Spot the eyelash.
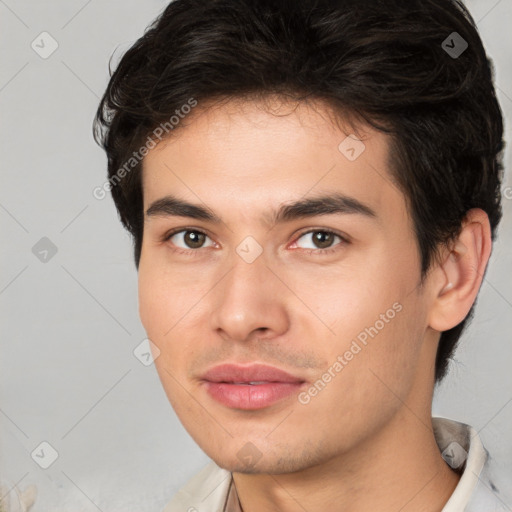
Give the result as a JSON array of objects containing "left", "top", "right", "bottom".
[{"left": 161, "top": 227, "right": 350, "bottom": 257}]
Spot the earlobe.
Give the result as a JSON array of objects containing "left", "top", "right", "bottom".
[{"left": 428, "top": 209, "right": 492, "bottom": 332}]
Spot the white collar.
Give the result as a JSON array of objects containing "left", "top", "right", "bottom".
[{"left": 432, "top": 417, "right": 487, "bottom": 511}]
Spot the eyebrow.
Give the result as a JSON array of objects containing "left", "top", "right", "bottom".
[{"left": 145, "top": 193, "right": 377, "bottom": 226}]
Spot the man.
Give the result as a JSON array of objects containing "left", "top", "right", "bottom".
[{"left": 94, "top": 0, "right": 510, "bottom": 510}]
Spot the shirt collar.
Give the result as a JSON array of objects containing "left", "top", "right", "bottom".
[{"left": 433, "top": 416, "right": 488, "bottom": 511}]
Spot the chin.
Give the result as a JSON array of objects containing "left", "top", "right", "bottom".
[{"left": 206, "top": 440, "right": 325, "bottom": 476}]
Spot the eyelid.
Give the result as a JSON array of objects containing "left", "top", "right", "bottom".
[
  {"left": 163, "top": 225, "right": 212, "bottom": 238},
  {"left": 292, "top": 227, "right": 350, "bottom": 244}
]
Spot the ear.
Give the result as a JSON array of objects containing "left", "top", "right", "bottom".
[{"left": 428, "top": 208, "right": 492, "bottom": 332}]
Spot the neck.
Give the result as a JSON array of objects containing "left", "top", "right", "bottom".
[{"left": 232, "top": 399, "right": 460, "bottom": 512}]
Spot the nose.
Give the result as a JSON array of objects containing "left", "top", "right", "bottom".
[{"left": 209, "top": 250, "right": 291, "bottom": 343}]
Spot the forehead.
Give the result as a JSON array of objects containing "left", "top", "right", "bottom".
[{"left": 141, "top": 97, "right": 406, "bottom": 228}]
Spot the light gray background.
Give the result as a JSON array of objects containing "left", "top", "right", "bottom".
[{"left": 1, "top": 1, "right": 511, "bottom": 511}]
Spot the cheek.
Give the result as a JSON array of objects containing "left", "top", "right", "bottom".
[
  {"left": 138, "top": 264, "right": 163, "bottom": 335},
  {"left": 137, "top": 259, "right": 185, "bottom": 348},
  {"left": 358, "top": 296, "right": 427, "bottom": 408},
  {"left": 321, "top": 304, "right": 424, "bottom": 422},
  {"left": 138, "top": 248, "right": 188, "bottom": 327},
  {"left": 137, "top": 260, "right": 206, "bottom": 370},
  {"left": 311, "top": 259, "right": 426, "bottom": 400},
  {"left": 138, "top": 264, "right": 196, "bottom": 409}
]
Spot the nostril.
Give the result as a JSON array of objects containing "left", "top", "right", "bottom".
[{"left": 255, "top": 327, "right": 270, "bottom": 338}]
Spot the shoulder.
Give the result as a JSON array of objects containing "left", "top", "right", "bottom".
[{"left": 162, "top": 460, "right": 232, "bottom": 512}]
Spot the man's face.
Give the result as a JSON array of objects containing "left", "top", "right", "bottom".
[{"left": 138, "top": 97, "right": 436, "bottom": 474}]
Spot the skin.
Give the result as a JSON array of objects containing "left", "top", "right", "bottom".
[{"left": 138, "top": 96, "right": 491, "bottom": 512}]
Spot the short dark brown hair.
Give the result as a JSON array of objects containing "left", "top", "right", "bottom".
[{"left": 93, "top": 0, "right": 505, "bottom": 383}]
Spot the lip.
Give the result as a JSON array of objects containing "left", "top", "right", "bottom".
[
  {"left": 201, "top": 363, "right": 305, "bottom": 384},
  {"left": 201, "top": 363, "right": 306, "bottom": 410}
]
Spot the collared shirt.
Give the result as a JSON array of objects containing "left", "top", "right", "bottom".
[{"left": 162, "top": 417, "right": 512, "bottom": 512}]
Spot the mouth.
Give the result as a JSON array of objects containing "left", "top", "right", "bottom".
[{"left": 200, "top": 363, "right": 307, "bottom": 410}]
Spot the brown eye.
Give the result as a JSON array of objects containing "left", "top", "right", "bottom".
[
  {"left": 183, "top": 231, "right": 206, "bottom": 249},
  {"left": 312, "top": 231, "right": 336, "bottom": 249},
  {"left": 295, "top": 230, "right": 343, "bottom": 250},
  {"left": 165, "top": 229, "right": 214, "bottom": 250}
]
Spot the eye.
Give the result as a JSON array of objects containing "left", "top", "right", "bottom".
[
  {"left": 291, "top": 229, "right": 348, "bottom": 255},
  {"left": 162, "top": 227, "right": 349, "bottom": 256},
  {"left": 163, "top": 229, "right": 215, "bottom": 252}
]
